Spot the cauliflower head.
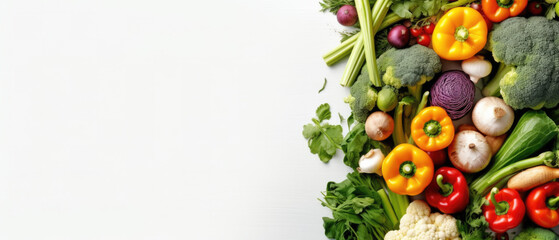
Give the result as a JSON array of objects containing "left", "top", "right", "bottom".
[{"left": 384, "top": 200, "right": 461, "bottom": 240}]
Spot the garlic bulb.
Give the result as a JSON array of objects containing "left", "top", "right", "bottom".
[
  {"left": 357, "top": 149, "right": 384, "bottom": 175},
  {"left": 472, "top": 97, "right": 514, "bottom": 136}
]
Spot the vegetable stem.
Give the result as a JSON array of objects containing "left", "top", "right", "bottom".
[
  {"left": 393, "top": 102, "right": 408, "bottom": 145},
  {"left": 482, "top": 63, "right": 514, "bottom": 97},
  {"left": 377, "top": 189, "right": 398, "bottom": 227},
  {"left": 339, "top": 12, "right": 403, "bottom": 86},
  {"left": 326, "top": 13, "right": 403, "bottom": 72},
  {"left": 399, "top": 161, "right": 417, "bottom": 178},
  {"left": 471, "top": 152, "right": 555, "bottom": 195},
  {"left": 548, "top": 196, "right": 559, "bottom": 209},
  {"left": 437, "top": 174, "right": 454, "bottom": 197},
  {"left": 312, "top": 118, "right": 342, "bottom": 150},
  {"left": 489, "top": 187, "right": 510, "bottom": 215},
  {"left": 323, "top": 33, "right": 360, "bottom": 66}
]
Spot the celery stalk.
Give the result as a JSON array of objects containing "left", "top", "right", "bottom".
[
  {"left": 323, "top": 13, "right": 403, "bottom": 69},
  {"left": 355, "top": 0, "right": 379, "bottom": 86},
  {"left": 322, "top": 33, "right": 360, "bottom": 66},
  {"left": 339, "top": 2, "right": 393, "bottom": 87},
  {"left": 377, "top": 189, "right": 398, "bottom": 227},
  {"left": 340, "top": 37, "right": 366, "bottom": 87}
]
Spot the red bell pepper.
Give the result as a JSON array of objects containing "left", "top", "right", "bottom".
[
  {"left": 425, "top": 167, "right": 469, "bottom": 214},
  {"left": 526, "top": 182, "right": 559, "bottom": 228},
  {"left": 483, "top": 187, "right": 525, "bottom": 233}
]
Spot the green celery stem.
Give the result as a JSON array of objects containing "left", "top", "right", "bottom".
[
  {"left": 393, "top": 103, "right": 407, "bottom": 145},
  {"left": 472, "top": 152, "right": 554, "bottom": 195},
  {"left": 328, "top": 13, "right": 402, "bottom": 71},
  {"left": 377, "top": 189, "right": 398, "bottom": 226},
  {"left": 490, "top": 188, "right": 509, "bottom": 215},
  {"left": 323, "top": 33, "right": 359, "bottom": 66},
  {"left": 437, "top": 175, "right": 453, "bottom": 196},
  {"left": 548, "top": 196, "right": 559, "bottom": 208}
]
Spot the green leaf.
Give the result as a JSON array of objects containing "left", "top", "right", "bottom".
[
  {"left": 316, "top": 103, "right": 332, "bottom": 122},
  {"left": 318, "top": 78, "right": 328, "bottom": 93},
  {"left": 303, "top": 104, "right": 343, "bottom": 162},
  {"left": 350, "top": 197, "right": 375, "bottom": 214},
  {"left": 347, "top": 113, "right": 355, "bottom": 130},
  {"left": 355, "top": 224, "right": 372, "bottom": 240},
  {"left": 546, "top": 3, "right": 557, "bottom": 20},
  {"left": 333, "top": 211, "right": 363, "bottom": 224},
  {"left": 302, "top": 124, "right": 320, "bottom": 139}
]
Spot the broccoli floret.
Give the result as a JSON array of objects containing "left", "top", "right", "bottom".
[
  {"left": 345, "top": 66, "right": 378, "bottom": 123},
  {"left": 377, "top": 44, "right": 442, "bottom": 101},
  {"left": 482, "top": 17, "right": 559, "bottom": 110},
  {"left": 514, "top": 227, "right": 559, "bottom": 240}
]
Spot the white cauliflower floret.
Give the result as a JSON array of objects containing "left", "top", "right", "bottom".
[{"left": 384, "top": 200, "right": 461, "bottom": 240}]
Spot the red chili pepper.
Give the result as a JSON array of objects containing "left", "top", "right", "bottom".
[
  {"left": 425, "top": 167, "right": 469, "bottom": 214},
  {"left": 526, "top": 182, "right": 559, "bottom": 228},
  {"left": 483, "top": 187, "right": 525, "bottom": 233}
]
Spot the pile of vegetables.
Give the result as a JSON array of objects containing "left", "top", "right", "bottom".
[{"left": 306, "top": 0, "right": 559, "bottom": 239}]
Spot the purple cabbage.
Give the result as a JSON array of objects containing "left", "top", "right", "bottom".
[{"left": 430, "top": 70, "right": 475, "bottom": 120}]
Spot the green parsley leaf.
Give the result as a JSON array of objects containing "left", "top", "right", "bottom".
[{"left": 302, "top": 103, "right": 343, "bottom": 162}]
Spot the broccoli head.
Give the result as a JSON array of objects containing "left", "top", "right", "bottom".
[
  {"left": 513, "top": 227, "right": 559, "bottom": 240},
  {"left": 377, "top": 44, "right": 442, "bottom": 100},
  {"left": 345, "top": 66, "right": 378, "bottom": 123},
  {"left": 484, "top": 17, "right": 559, "bottom": 109}
]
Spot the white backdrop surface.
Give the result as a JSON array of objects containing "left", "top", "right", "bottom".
[{"left": 0, "top": 0, "right": 353, "bottom": 239}]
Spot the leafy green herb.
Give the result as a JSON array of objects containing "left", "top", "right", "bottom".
[
  {"left": 303, "top": 103, "right": 344, "bottom": 162},
  {"left": 341, "top": 123, "right": 391, "bottom": 169},
  {"left": 374, "top": 28, "right": 392, "bottom": 56},
  {"left": 347, "top": 113, "right": 355, "bottom": 130},
  {"left": 319, "top": 78, "right": 328, "bottom": 93},
  {"left": 459, "top": 193, "right": 491, "bottom": 240},
  {"left": 391, "top": 0, "right": 447, "bottom": 19},
  {"left": 338, "top": 112, "right": 345, "bottom": 123},
  {"left": 320, "top": 172, "right": 396, "bottom": 240},
  {"left": 340, "top": 30, "right": 361, "bottom": 43}
]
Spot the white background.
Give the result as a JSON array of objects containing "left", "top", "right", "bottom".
[{"left": 0, "top": 0, "right": 354, "bottom": 239}]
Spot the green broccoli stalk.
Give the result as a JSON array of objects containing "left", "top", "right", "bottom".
[
  {"left": 481, "top": 17, "right": 559, "bottom": 110},
  {"left": 377, "top": 45, "right": 442, "bottom": 104},
  {"left": 345, "top": 66, "right": 378, "bottom": 123},
  {"left": 481, "top": 63, "right": 515, "bottom": 97}
]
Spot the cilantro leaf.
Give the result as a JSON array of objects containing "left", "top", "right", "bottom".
[{"left": 303, "top": 103, "right": 343, "bottom": 162}]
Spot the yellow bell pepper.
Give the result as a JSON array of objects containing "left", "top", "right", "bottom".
[
  {"left": 411, "top": 106, "right": 455, "bottom": 152},
  {"left": 382, "top": 144, "right": 434, "bottom": 196},
  {"left": 432, "top": 7, "right": 488, "bottom": 60}
]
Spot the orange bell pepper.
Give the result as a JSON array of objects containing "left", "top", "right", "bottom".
[
  {"left": 432, "top": 7, "right": 488, "bottom": 61},
  {"left": 482, "top": 0, "right": 527, "bottom": 22},
  {"left": 382, "top": 144, "right": 434, "bottom": 196},
  {"left": 411, "top": 106, "right": 455, "bottom": 152}
]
